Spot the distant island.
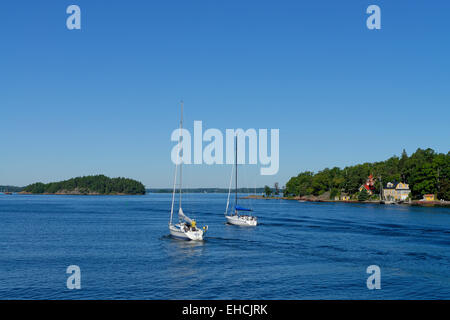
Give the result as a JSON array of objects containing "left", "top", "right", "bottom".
[
  {"left": 147, "top": 188, "right": 266, "bottom": 194},
  {"left": 21, "top": 175, "right": 146, "bottom": 195},
  {"left": 0, "top": 185, "right": 23, "bottom": 193}
]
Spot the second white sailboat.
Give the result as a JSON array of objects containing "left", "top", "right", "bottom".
[{"left": 224, "top": 136, "right": 258, "bottom": 227}]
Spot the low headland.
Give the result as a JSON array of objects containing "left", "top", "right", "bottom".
[
  {"left": 248, "top": 148, "right": 450, "bottom": 207},
  {"left": 242, "top": 193, "right": 450, "bottom": 207},
  {"left": 19, "top": 175, "right": 146, "bottom": 195}
]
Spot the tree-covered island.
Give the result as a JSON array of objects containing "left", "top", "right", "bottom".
[
  {"left": 284, "top": 148, "right": 450, "bottom": 201},
  {"left": 21, "top": 175, "right": 146, "bottom": 195}
]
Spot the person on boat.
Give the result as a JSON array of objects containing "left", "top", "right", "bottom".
[{"left": 182, "top": 220, "right": 198, "bottom": 232}]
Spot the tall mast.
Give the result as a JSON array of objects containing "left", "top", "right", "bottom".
[
  {"left": 235, "top": 135, "right": 237, "bottom": 211},
  {"left": 225, "top": 160, "right": 234, "bottom": 215},
  {"left": 379, "top": 175, "right": 383, "bottom": 201},
  {"left": 179, "top": 101, "right": 183, "bottom": 210},
  {"left": 170, "top": 101, "right": 183, "bottom": 225},
  {"left": 170, "top": 150, "right": 177, "bottom": 224}
]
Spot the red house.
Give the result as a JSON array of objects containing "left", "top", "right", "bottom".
[{"left": 359, "top": 174, "right": 376, "bottom": 195}]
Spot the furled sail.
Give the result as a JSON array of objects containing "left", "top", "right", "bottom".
[
  {"left": 178, "top": 207, "right": 193, "bottom": 224},
  {"left": 235, "top": 206, "right": 252, "bottom": 212}
]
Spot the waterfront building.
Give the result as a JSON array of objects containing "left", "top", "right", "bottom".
[
  {"left": 383, "top": 182, "right": 411, "bottom": 201},
  {"left": 422, "top": 194, "right": 435, "bottom": 201},
  {"left": 359, "top": 174, "right": 376, "bottom": 195}
]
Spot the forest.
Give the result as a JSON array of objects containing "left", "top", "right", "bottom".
[
  {"left": 23, "top": 175, "right": 146, "bottom": 195},
  {"left": 284, "top": 148, "right": 450, "bottom": 200}
]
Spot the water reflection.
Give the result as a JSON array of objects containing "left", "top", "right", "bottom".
[{"left": 159, "top": 235, "right": 207, "bottom": 290}]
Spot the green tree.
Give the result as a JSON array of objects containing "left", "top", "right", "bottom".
[
  {"left": 358, "top": 188, "right": 370, "bottom": 201},
  {"left": 264, "top": 185, "right": 272, "bottom": 197},
  {"left": 274, "top": 182, "right": 280, "bottom": 196},
  {"left": 330, "top": 188, "right": 340, "bottom": 200},
  {"left": 410, "top": 163, "right": 436, "bottom": 197}
]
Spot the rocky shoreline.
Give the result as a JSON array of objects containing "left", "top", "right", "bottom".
[
  {"left": 242, "top": 194, "right": 450, "bottom": 207},
  {"left": 19, "top": 191, "right": 135, "bottom": 196}
]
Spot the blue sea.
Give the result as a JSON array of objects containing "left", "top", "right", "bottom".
[{"left": 0, "top": 193, "right": 449, "bottom": 299}]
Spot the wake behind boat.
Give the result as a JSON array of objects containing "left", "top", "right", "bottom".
[
  {"left": 169, "top": 102, "right": 208, "bottom": 240},
  {"left": 224, "top": 136, "right": 258, "bottom": 227}
]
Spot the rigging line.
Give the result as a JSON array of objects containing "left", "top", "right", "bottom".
[
  {"left": 244, "top": 165, "right": 253, "bottom": 214},
  {"left": 179, "top": 101, "right": 183, "bottom": 211},
  {"left": 225, "top": 162, "right": 234, "bottom": 215},
  {"left": 170, "top": 101, "right": 183, "bottom": 225},
  {"left": 169, "top": 159, "right": 178, "bottom": 224},
  {"left": 169, "top": 157, "right": 178, "bottom": 225},
  {"left": 235, "top": 135, "right": 238, "bottom": 212}
]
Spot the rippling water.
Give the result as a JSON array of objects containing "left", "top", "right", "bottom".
[{"left": 0, "top": 193, "right": 449, "bottom": 299}]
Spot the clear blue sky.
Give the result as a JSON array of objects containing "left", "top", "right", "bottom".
[{"left": 1, "top": 0, "right": 449, "bottom": 188}]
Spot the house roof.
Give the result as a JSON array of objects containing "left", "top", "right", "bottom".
[
  {"left": 385, "top": 181, "right": 396, "bottom": 189},
  {"left": 385, "top": 181, "right": 410, "bottom": 190}
]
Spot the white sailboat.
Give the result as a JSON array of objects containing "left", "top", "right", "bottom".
[
  {"left": 224, "top": 136, "right": 258, "bottom": 226},
  {"left": 169, "top": 102, "right": 208, "bottom": 240}
]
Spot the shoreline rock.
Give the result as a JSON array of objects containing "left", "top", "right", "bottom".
[
  {"left": 242, "top": 195, "right": 450, "bottom": 207},
  {"left": 18, "top": 191, "right": 141, "bottom": 196}
]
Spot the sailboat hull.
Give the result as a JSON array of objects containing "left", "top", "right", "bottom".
[
  {"left": 169, "top": 224, "right": 204, "bottom": 241},
  {"left": 225, "top": 215, "right": 257, "bottom": 226}
]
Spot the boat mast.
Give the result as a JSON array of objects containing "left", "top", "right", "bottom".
[
  {"left": 179, "top": 101, "right": 183, "bottom": 211},
  {"left": 379, "top": 175, "right": 383, "bottom": 201},
  {"left": 170, "top": 154, "right": 177, "bottom": 225},
  {"left": 235, "top": 135, "right": 237, "bottom": 212},
  {"left": 170, "top": 101, "right": 183, "bottom": 225},
  {"left": 225, "top": 160, "right": 234, "bottom": 215}
]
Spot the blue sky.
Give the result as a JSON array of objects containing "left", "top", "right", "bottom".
[{"left": 0, "top": 0, "right": 449, "bottom": 188}]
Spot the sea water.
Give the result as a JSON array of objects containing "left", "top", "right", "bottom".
[{"left": 0, "top": 193, "right": 449, "bottom": 299}]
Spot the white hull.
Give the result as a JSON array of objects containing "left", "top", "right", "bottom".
[
  {"left": 225, "top": 215, "right": 257, "bottom": 226},
  {"left": 169, "top": 223, "right": 204, "bottom": 241}
]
